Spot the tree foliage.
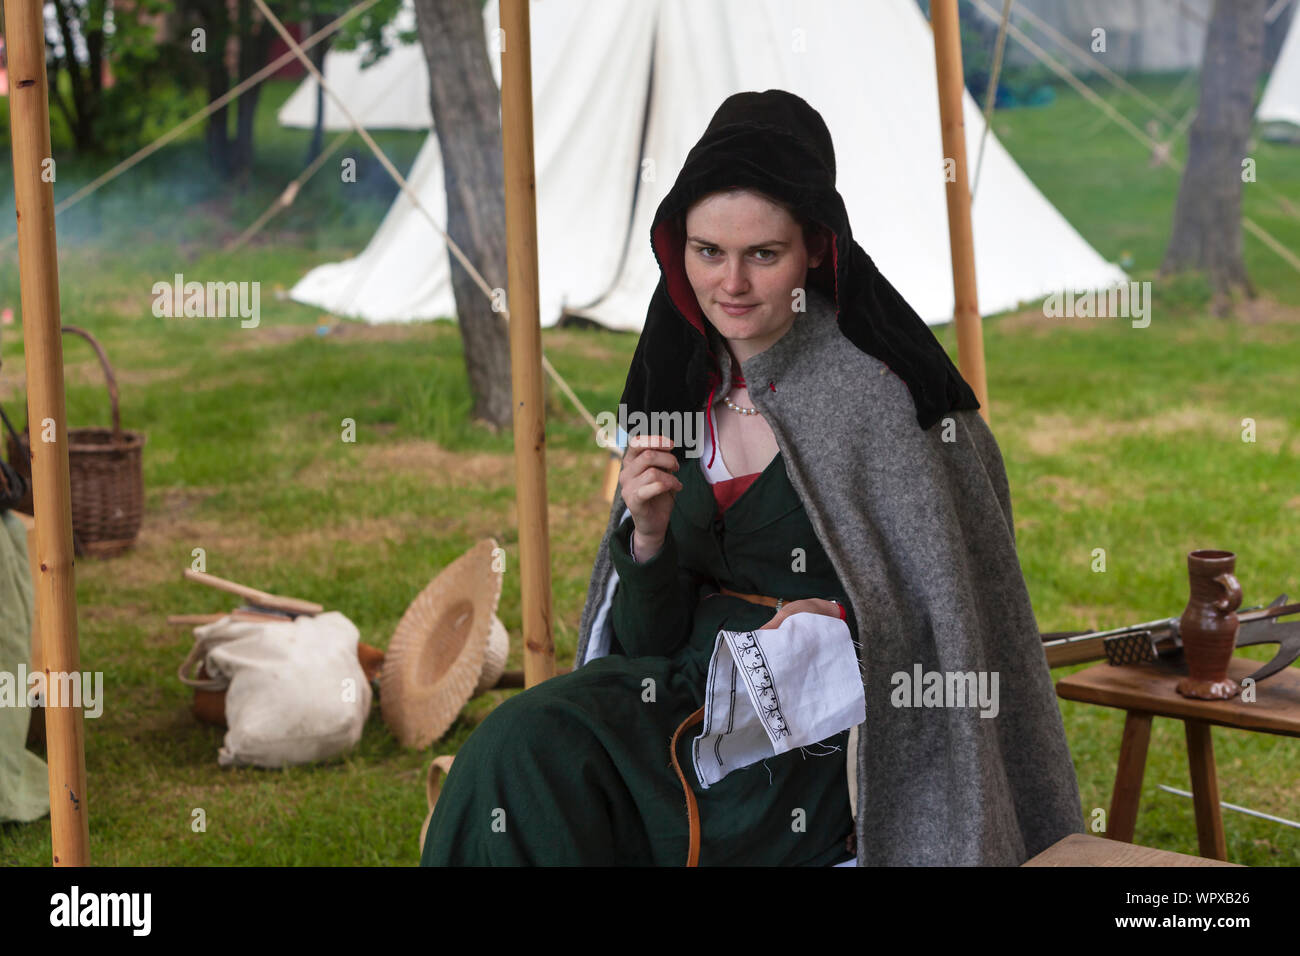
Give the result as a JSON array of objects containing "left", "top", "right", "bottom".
[
  {"left": 26, "top": 0, "right": 404, "bottom": 169},
  {"left": 39, "top": 0, "right": 195, "bottom": 154}
]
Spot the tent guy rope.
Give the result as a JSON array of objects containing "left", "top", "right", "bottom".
[
  {"left": 224, "top": 130, "right": 355, "bottom": 253},
  {"left": 0, "top": 0, "right": 608, "bottom": 450},
  {"left": 0, "top": 0, "right": 384, "bottom": 252},
  {"left": 969, "top": 0, "right": 1300, "bottom": 277},
  {"left": 971, "top": 0, "right": 1014, "bottom": 202},
  {"left": 258, "top": 0, "right": 564, "bottom": 685},
  {"left": 1003, "top": 0, "right": 1179, "bottom": 125},
  {"left": 250, "top": 0, "right": 610, "bottom": 452}
]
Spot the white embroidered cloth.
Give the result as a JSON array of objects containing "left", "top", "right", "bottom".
[{"left": 692, "top": 611, "right": 865, "bottom": 788}]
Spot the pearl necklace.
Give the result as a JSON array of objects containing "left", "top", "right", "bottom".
[
  {"left": 722, "top": 371, "right": 757, "bottom": 415},
  {"left": 723, "top": 393, "right": 758, "bottom": 415}
]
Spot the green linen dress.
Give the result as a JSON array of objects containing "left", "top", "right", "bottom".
[{"left": 420, "top": 447, "right": 858, "bottom": 866}]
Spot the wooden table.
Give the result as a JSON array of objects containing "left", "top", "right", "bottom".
[
  {"left": 1023, "top": 832, "right": 1240, "bottom": 866},
  {"left": 1055, "top": 655, "right": 1300, "bottom": 862}
]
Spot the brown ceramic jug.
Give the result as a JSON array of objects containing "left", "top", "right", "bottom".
[{"left": 1176, "top": 550, "right": 1242, "bottom": 700}]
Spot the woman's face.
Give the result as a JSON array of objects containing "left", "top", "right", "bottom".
[{"left": 683, "top": 190, "right": 825, "bottom": 365}]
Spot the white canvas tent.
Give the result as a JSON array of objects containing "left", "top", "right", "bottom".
[
  {"left": 1258, "top": 6, "right": 1300, "bottom": 137},
  {"left": 277, "top": 1, "right": 432, "bottom": 130},
  {"left": 287, "top": 0, "right": 1128, "bottom": 329}
]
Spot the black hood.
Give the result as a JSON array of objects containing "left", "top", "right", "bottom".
[{"left": 619, "top": 88, "right": 978, "bottom": 443}]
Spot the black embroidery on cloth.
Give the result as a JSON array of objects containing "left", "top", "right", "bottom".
[{"left": 731, "top": 630, "right": 789, "bottom": 739}]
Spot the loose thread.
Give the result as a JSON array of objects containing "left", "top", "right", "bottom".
[{"left": 799, "top": 741, "right": 844, "bottom": 759}]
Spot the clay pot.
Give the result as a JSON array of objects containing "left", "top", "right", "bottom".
[
  {"left": 1176, "top": 550, "right": 1242, "bottom": 700},
  {"left": 192, "top": 664, "right": 228, "bottom": 727}
]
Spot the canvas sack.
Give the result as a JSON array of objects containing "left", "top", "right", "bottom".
[{"left": 182, "top": 611, "right": 371, "bottom": 768}]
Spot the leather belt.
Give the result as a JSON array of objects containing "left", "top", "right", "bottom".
[
  {"left": 669, "top": 705, "right": 707, "bottom": 866},
  {"left": 710, "top": 587, "right": 848, "bottom": 621},
  {"left": 711, "top": 586, "right": 786, "bottom": 610}
]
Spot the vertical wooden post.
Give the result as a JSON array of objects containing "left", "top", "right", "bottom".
[
  {"left": 1107, "top": 711, "right": 1153, "bottom": 844},
  {"left": 498, "top": 0, "right": 554, "bottom": 687},
  {"left": 930, "top": 0, "right": 990, "bottom": 422},
  {"left": 1184, "top": 719, "right": 1228, "bottom": 861},
  {"left": 3, "top": 0, "right": 89, "bottom": 864}
]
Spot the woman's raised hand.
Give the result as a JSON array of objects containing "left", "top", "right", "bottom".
[
  {"left": 758, "top": 598, "right": 842, "bottom": 631},
  {"left": 620, "top": 434, "right": 682, "bottom": 560}
]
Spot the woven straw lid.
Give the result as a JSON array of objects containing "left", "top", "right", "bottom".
[
  {"left": 381, "top": 538, "right": 503, "bottom": 749},
  {"left": 475, "top": 615, "right": 509, "bottom": 697}
]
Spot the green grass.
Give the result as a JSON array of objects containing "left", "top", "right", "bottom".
[{"left": 1, "top": 73, "right": 1299, "bottom": 866}]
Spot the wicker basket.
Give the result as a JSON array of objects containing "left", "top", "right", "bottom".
[{"left": 3, "top": 325, "right": 146, "bottom": 558}]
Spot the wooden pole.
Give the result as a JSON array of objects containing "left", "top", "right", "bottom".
[
  {"left": 930, "top": 0, "right": 990, "bottom": 423},
  {"left": 601, "top": 452, "right": 621, "bottom": 504},
  {"left": 499, "top": 0, "right": 555, "bottom": 687},
  {"left": 3, "top": 0, "right": 89, "bottom": 865}
]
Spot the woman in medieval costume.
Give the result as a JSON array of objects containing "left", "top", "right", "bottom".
[{"left": 421, "top": 89, "right": 1083, "bottom": 866}]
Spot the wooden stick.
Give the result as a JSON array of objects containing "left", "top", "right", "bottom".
[
  {"left": 601, "top": 452, "right": 621, "bottom": 505},
  {"left": 930, "top": 0, "right": 990, "bottom": 423},
  {"left": 500, "top": 0, "right": 555, "bottom": 688},
  {"left": 167, "top": 610, "right": 295, "bottom": 626},
  {"left": 181, "top": 569, "right": 323, "bottom": 616},
  {"left": 4, "top": 0, "right": 88, "bottom": 866},
  {"left": 167, "top": 613, "right": 227, "bottom": 626},
  {"left": 224, "top": 609, "right": 295, "bottom": 623}
]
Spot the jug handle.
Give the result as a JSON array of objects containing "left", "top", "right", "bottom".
[{"left": 1212, "top": 573, "right": 1242, "bottom": 613}]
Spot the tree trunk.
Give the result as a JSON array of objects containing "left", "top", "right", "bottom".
[
  {"left": 51, "top": 0, "right": 93, "bottom": 150},
  {"left": 1159, "top": 0, "right": 1268, "bottom": 315},
  {"left": 412, "top": 0, "right": 513, "bottom": 430},
  {"left": 195, "top": 0, "right": 234, "bottom": 176},
  {"left": 307, "top": 13, "right": 333, "bottom": 164},
  {"left": 85, "top": 0, "right": 104, "bottom": 110},
  {"left": 232, "top": 0, "right": 272, "bottom": 182},
  {"left": 206, "top": 59, "right": 233, "bottom": 177}
]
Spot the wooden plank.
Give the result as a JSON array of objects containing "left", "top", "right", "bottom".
[
  {"left": 1023, "top": 833, "right": 1241, "bottom": 867},
  {"left": 1056, "top": 655, "right": 1300, "bottom": 737}
]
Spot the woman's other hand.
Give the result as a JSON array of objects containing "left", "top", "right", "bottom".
[
  {"left": 758, "top": 598, "right": 842, "bottom": 631},
  {"left": 620, "top": 434, "right": 682, "bottom": 560}
]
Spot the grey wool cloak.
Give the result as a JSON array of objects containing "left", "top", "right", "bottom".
[{"left": 574, "top": 89, "right": 1084, "bottom": 865}]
